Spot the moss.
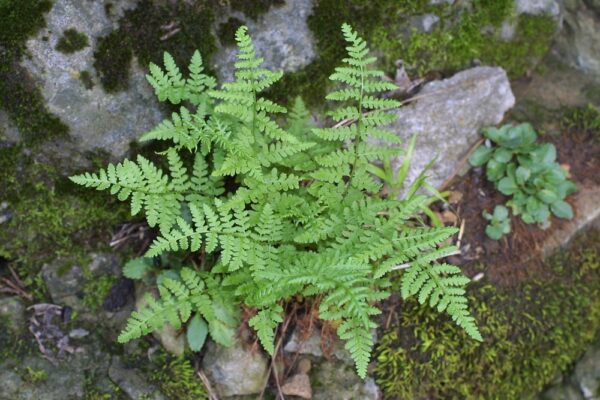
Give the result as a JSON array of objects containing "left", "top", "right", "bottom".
[
  {"left": 55, "top": 28, "right": 89, "bottom": 53},
  {"left": 561, "top": 104, "right": 600, "bottom": 138},
  {"left": 149, "top": 353, "right": 208, "bottom": 399},
  {"left": 0, "top": 144, "right": 129, "bottom": 297},
  {"left": 20, "top": 366, "right": 49, "bottom": 384},
  {"left": 94, "top": 0, "right": 217, "bottom": 93},
  {"left": 375, "top": 229, "right": 600, "bottom": 399},
  {"left": 270, "top": 0, "right": 555, "bottom": 108},
  {"left": 0, "top": 0, "right": 69, "bottom": 145},
  {"left": 229, "top": 0, "right": 284, "bottom": 20},
  {"left": 217, "top": 17, "right": 244, "bottom": 47},
  {"left": 79, "top": 70, "right": 95, "bottom": 90},
  {"left": 82, "top": 273, "right": 116, "bottom": 310}
]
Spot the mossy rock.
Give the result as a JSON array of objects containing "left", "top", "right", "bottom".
[
  {"left": 55, "top": 28, "right": 89, "bottom": 54},
  {"left": 375, "top": 229, "right": 600, "bottom": 399}
]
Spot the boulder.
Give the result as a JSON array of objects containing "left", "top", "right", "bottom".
[
  {"left": 388, "top": 66, "right": 515, "bottom": 190},
  {"left": 109, "top": 356, "right": 166, "bottom": 400},
  {"left": 212, "top": 0, "right": 316, "bottom": 82},
  {"left": 201, "top": 339, "right": 269, "bottom": 398},
  {"left": 20, "top": 0, "right": 163, "bottom": 161}
]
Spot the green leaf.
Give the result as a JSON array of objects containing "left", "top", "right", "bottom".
[
  {"left": 493, "top": 148, "right": 513, "bottom": 163},
  {"left": 537, "top": 189, "right": 558, "bottom": 204},
  {"left": 515, "top": 166, "right": 530, "bottom": 185},
  {"left": 187, "top": 314, "right": 209, "bottom": 351},
  {"left": 469, "top": 145, "right": 493, "bottom": 166},
  {"left": 493, "top": 205, "right": 509, "bottom": 221},
  {"left": 209, "top": 319, "right": 236, "bottom": 347},
  {"left": 123, "top": 258, "right": 152, "bottom": 280},
  {"left": 486, "top": 159, "right": 505, "bottom": 182},
  {"left": 485, "top": 224, "right": 504, "bottom": 240},
  {"left": 551, "top": 200, "right": 574, "bottom": 219},
  {"left": 498, "top": 176, "right": 518, "bottom": 195}
]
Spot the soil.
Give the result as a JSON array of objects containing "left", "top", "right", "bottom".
[{"left": 440, "top": 131, "right": 600, "bottom": 287}]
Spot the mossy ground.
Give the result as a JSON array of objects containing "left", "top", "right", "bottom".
[
  {"left": 0, "top": 144, "right": 129, "bottom": 298},
  {"left": 0, "top": 0, "right": 69, "bottom": 145},
  {"left": 55, "top": 28, "right": 88, "bottom": 54},
  {"left": 270, "top": 0, "right": 556, "bottom": 108},
  {"left": 375, "top": 229, "right": 600, "bottom": 399}
]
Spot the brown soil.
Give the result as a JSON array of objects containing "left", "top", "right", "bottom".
[{"left": 441, "top": 131, "right": 600, "bottom": 287}]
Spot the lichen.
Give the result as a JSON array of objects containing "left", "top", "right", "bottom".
[
  {"left": 375, "top": 229, "right": 600, "bottom": 399},
  {"left": 93, "top": 0, "right": 217, "bottom": 93},
  {"left": 55, "top": 28, "right": 89, "bottom": 53},
  {"left": 0, "top": 0, "right": 69, "bottom": 145}
]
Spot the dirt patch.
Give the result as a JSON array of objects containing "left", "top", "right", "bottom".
[{"left": 442, "top": 131, "right": 600, "bottom": 286}]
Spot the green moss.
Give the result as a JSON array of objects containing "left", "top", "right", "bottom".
[
  {"left": 229, "top": 0, "right": 284, "bottom": 20},
  {"left": 149, "top": 353, "right": 208, "bottom": 400},
  {"left": 271, "top": 0, "right": 555, "bottom": 108},
  {"left": 20, "top": 366, "right": 48, "bottom": 384},
  {"left": 0, "top": 0, "right": 69, "bottom": 145},
  {"left": 79, "top": 70, "right": 95, "bottom": 90},
  {"left": 55, "top": 28, "right": 89, "bottom": 53},
  {"left": 217, "top": 17, "right": 244, "bottom": 47},
  {"left": 0, "top": 144, "right": 128, "bottom": 296},
  {"left": 94, "top": 0, "right": 217, "bottom": 93},
  {"left": 375, "top": 229, "right": 600, "bottom": 399},
  {"left": 82, "top": 273, "right": 116, "bottom": 310},
  {"left": 561, "top": 104, "right": 600, "bottom": 138}
]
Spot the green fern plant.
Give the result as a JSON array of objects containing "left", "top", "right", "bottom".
[{"left": 71, "top": 24, "right": 481, "bottom": 378}]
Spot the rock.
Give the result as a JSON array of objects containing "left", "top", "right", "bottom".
[
  {"left": 282, "top": 372, "right": 313, "bottom": 399},
  {"left": 0, "top": 340, "right": 112, "bottom": 400},
  {"left": 108, "top": 356, "right": 166, "bottom": 400},
  {"left": 388, "top": 66, "right": 515, "bottom": 190},
  {"left": 201, "top": 339, "right": 269, "bottom": 397},
  {"left": 283, "top": 327, "right": 354, "bottom": 365},
  {"left": 411, "top": 14, "right": 441, "bottom": 33},
  {"left": 574, "top": 343, "right": 600, "bottom": 399},
  {"left": 42, "top": 253, "right": 120, "bottom": 310},
  {"left": 541, "top": 184, "right": 600, "bottom": 257},
  {"left": 212, "top": 0, "right": 316, "bottom": 82},
  {"left": 539, "top": 384, "right": 585, "bottom": 400},
  {"left": 311, "top": 361, "right": 380, "bottom": 400},
  {"left": 557, "top": 0, "right": 600, "bottom": 77},
  {"left": 21, "top": 0, "right": 163, "bottom": 161},
  {"left": 516, "top": 0, "right": 561, "bottom": 16},
  {"left": 0, "top": 297, "right": 26, "bottom": 334}
]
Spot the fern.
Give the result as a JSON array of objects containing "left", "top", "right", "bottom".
[{"left": 71, "top": 24, "right": 480, "bottom": 379}]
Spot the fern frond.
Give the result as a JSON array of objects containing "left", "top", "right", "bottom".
[{"left": 249, "top": 304, "right": 283, "bottom": 355}]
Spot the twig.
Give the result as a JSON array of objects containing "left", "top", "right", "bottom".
[
  {"left": 457, "top": 219, "right": 466, "bottom": 249},
  {"left": 197, "top": 369, "right": 220, "bottom": 400},
  {"left": 259, "top": 304, "right": 297, "bottom": 400},
  {"left": 390, "top": 249, "right": 462, "bottom": 271}
]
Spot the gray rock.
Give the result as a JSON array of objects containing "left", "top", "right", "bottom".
[
  {"left": 411, "top": 14, "right": 441, "bottom": 33},
  {"left": 0, "top": 111, "right": 20, "bottom": 143},
  {"left": 283, "top": 327, "right": 355, "bottom": 365},
  {"left": 21, "top": 0, "right": 163, "bottom": 161},
  {"left": 574, "top": 343, "right": 600, "bottom": 399},
  {"left": 516, "top": 0, "right": 561, "bottom": 16},
  {"left": 312, "top": 361, "right": 380, "bottom": 400},
  {"left": 0, "top": 340, "right": 111, "bottom": 400},
  {"left": 202, "top": 339, "right": 269, "bottom": 397},
  {"left": 0, "top": 297, "right": 26, "bottom": 334},
  {"left": 212, "top": 0, "right": 316, "bottom": 82},
  {"left": 388, "top": 66, "right": 515, "bottom": 190},
  {"left": 557, "top": 1, "right": 600, "bottom": 77},
  {"left": 42, "top": 253, "right": 120, "bottom": 310},
  {"left": 539, "top": 384, "right": 585, "bottom": 400},
  {"left": 109, "top": 356, "right": 166, "bottom": 400}
]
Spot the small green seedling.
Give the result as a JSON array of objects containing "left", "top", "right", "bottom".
[
  {"left": 470, "top": 123, "right": 576, "bottom": 233},
  {"left": 482, "top": 205, "right": 511, "bottom": 240}
]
